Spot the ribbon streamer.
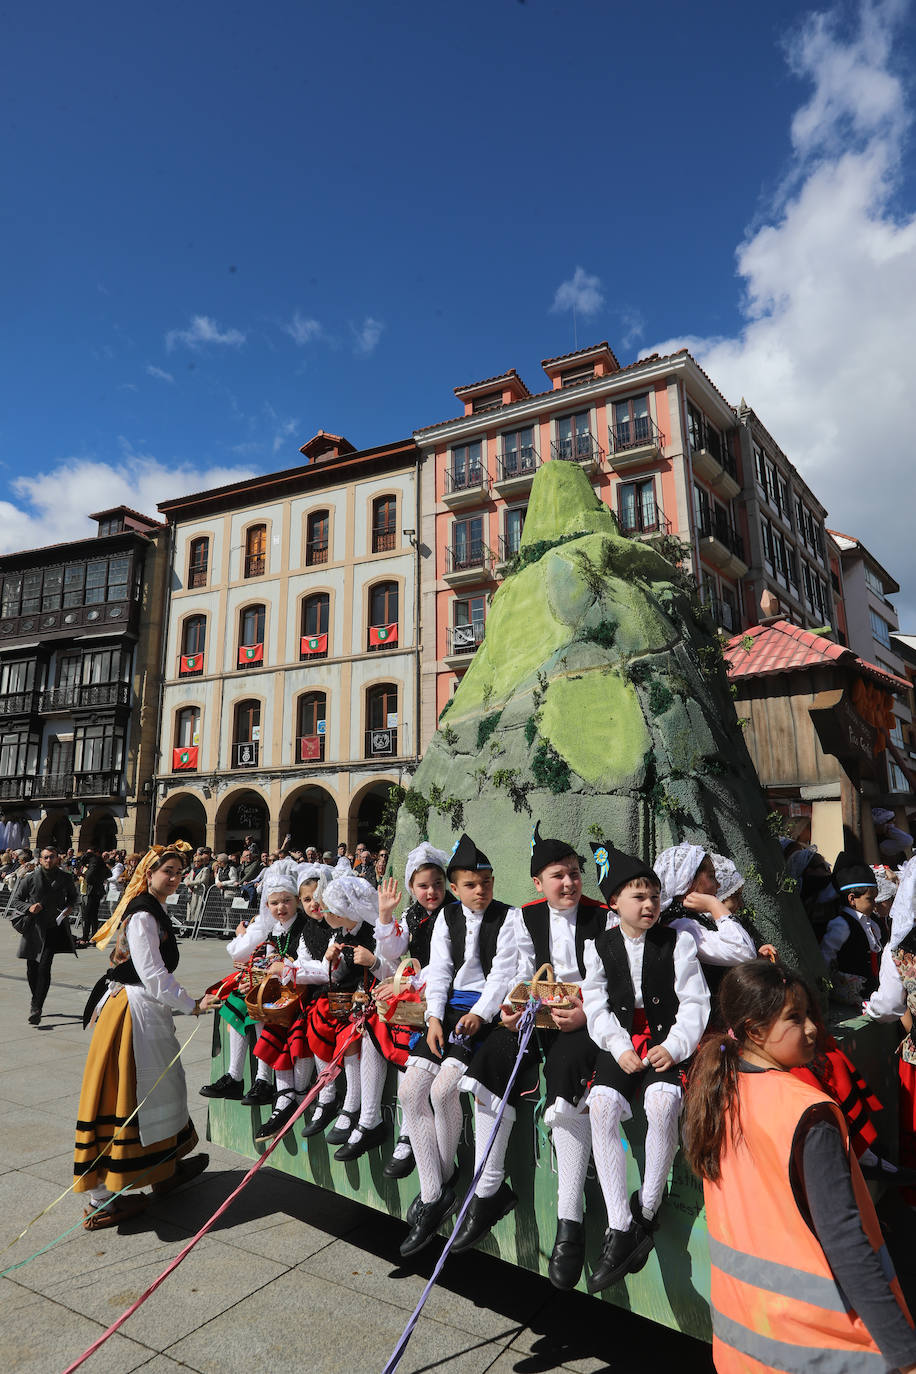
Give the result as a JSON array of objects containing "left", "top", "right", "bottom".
[{"left": 381, "top": 998, "right": 541, "bottom": 1374}]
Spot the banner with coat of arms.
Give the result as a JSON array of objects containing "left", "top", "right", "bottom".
[
  {"left": 369, "top": 623, "right": 398, "bottom": 647},
  {"left": 300, "top": 633, "right": 327, "bottom": 655},
  {"left": 180, "top": 653, "right": 203, "bottom": 674},
  {"left": 172, "top": 746, "right": 199, "bottom": 770},
  {"left": 238, "top": 642, "right": 264, "bottom": 666}
]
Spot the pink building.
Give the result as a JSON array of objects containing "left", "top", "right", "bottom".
[{"left": 414, "top": 343, "right": 749, "bottom": 743}]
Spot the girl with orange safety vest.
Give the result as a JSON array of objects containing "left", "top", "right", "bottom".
[{"left": 683, "top": 959, "right": 916, "bottom": 1374}]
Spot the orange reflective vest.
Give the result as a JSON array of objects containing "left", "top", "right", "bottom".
[{"left": 704, "top": 1069, "right": 912, "bottom": 1373}]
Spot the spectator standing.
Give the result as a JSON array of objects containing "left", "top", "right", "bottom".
[
  {"left": 77, "top": 846, "right": 111, "bottom": 947},
  {"left": 11, "top": 845, "right": 79, "bottom": 1024},
  {"left": 185, "top": 848, "right": 214, "bottom": 926},
  {"left": 213, "top": 853, "right": 240, "bottom": 895}
]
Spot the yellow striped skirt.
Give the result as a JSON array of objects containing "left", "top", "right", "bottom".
[{"left": 73, "top": 988, "right": 197, "bottom": 1194}]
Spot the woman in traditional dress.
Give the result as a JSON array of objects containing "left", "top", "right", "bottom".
[{"left": 74, "top": 843, "right": 219, "bottom": 1231}]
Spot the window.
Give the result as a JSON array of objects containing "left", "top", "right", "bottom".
[
  {"left": 555, "top": 412, "right": 592, "bottom": 461},
  {"left": 74, "top": 723, "right": 124, "bottom": 773},
  {"left": 0, "top": 660, "right": 34, "bottom": 695},
  {"left": 82, "top": 649, "right": 126, "bottom": 685},
  {"left": 503, "top": 507, "right": 526, "bottom": 558},
  {"left": 41, "top": 566, "right": 62, "bottom": 611},
  {"left": 233, "top": 699, "right": 261, "bottom": 768},
  {"left": 687, "top": 402, "right": 704, "bottom": 452},
  {"left": 182, "top": 614, "right": 207, "bottom": 657},
  {"left": 471, "top": 390, "right": 503, "bottom": 414},
  {"left": 371, "top": 496, "right": 397, "bottom": 553},
  {"left": 450, "top": 441, "right": 483, "bottom": 491},
  {"left": 869, "top": 607, "right": 892, "bottom": 648},
  {"left": 188, "top": 537, "right": 209, "bottom": 589},
  {"left": 787, "top": 548, "right": 799, "bottom": 587},
  {"left": 297, "top": 691, "right": 327, "bottom": 762},
  {"left": 612, "top": 395, "right": 650, "bottom": 450},
  {"left": 773, "top": 532, "right": 787, "bottom": 579},
  {"left": 451, "top": 595, "right": 486, "bottom": 654},
  {"left": 754, "top": 444, "right": 767, "bottom": 488},
  {"left": 300, "top": 593, "right": 330, "bottom": 659},
  {"left": 306, "top": 510, "right": 329, "bottom": 565},
  {"left": 368, "top": 581, "right": 398, "bottom": 649},
  {"left": 238, "top": 605, "right": 265, "bottom": 666},
  {"left": 777, "top": 477, "right": 790, "bottom": 516},
  {"left": 501, "top": 428, "right": 536, "bottom": 478},
  {"left": 694, "top": 483, "right": 712, "bottom": 534},
  {"left": 451, "top": 515, "right": 484, "bottom": 571},
  {"left": 0, "top": 730, "right": 38, "bottom": 777},
  {"left": 97, "top": 515, "right": 125, "bottom": 537},
  {"left": 0, "top": 574, "right": 21, "bottom": 618},
  {"left": 244, "top": 524, "right": 267, "bottom": 578},
  {"left": 366, "top": 683, "right": 397, "bottom": 757},
  {"left": 759, "top": 517, "right": 774, "bottom": 566},
  {"left": 176, "top": 706, "right": 200, "bottom": 748},
  {"left": 21, "top": 570, "right": 42, "bottom": 615},
  {"left": 559, "top": 363, "right": 595, "bottom": 388},
  {"left": 618, "top": 479, "right": 657, "bottom": 534},
  {"left": 864, "top": 565, "right": 886, "bottom": 597}
]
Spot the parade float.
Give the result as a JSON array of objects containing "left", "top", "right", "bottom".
[{"left": 207, "top": 458, "right": 896, "bottom": 1340}]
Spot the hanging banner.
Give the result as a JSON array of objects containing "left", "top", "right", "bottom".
[
  {"left": 172, "top": 746, "right": 199, "bottom": 771},
  {"left": 238, "top": 643, "right": 264, "bottom": 666},
  {"left": 369, "top": 623, "right": 398, "bottom": 647},
  {"left": 300, "top": 736, "right": 322, "bottom": 761},
  {"left": 179, "top": 654, "right": 203, "bottom": 674},
  {"left": 300, "top": 633, "right": 327, "bottom": 655}
]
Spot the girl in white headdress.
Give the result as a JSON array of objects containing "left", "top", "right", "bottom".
[
  {"left": 653, "top": 844, "right": 759, "bottom": 1005},
  {"left": 864, "top": 857, "right": 916, "bottom": 1189}
]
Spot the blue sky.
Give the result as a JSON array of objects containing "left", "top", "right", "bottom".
[{"left": 3, "top": 0, "right": 916, "bottom": 621}]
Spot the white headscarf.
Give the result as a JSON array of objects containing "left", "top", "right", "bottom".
[
  {"left": 333, "top": 855, "right": 353, "bottom": 876},
  {"left": 872, "top": 807, "right": 896, "bottom": 826},
  {"left": 258, "top": 860, "right": 301, "bottom": 920},
  {"left": 405, "top": 842, "right": 449, "bottom": 892},
  {"left": 323, "top": 874, "right": 378, "bottom": 930},
  {"left": 296, "top": 862, "right": 335, "bottom": 904},
  {"left": 653, "top": 844, "right": 706, "bottom": 912},
  {"left": 785, "top": 847, "right": 819, "bottom": 883},
  {"left": 711, "top": 853, "right": 744, "bottom": 902},
  {"left": 889, "top": 856, "right": 916, "bottom": 948}
]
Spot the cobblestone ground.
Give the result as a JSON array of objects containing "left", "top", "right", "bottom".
[{"left": 0, "top": 925, "right": 723, "bottom": 1373}]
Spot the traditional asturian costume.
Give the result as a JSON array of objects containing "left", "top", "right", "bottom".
[
  {"left": 865, "top": 856, "right": 916, "bottom": 1195},
  {"left": 821, "top": 854, "right": 882, "bottom": 997},
  {"left": 653, "top": 844, "right": 757, "bottom": 1006}
]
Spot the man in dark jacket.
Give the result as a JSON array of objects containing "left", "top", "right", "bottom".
[
  {"left": 77, "top": 845, "right": 111, "bottom": 946},
  {"left": 12, "top": 845, "right": 79, "bottom": 1024}
]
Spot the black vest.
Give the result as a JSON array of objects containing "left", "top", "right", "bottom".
[
  {"left": 298, "top": 911, "right": 332, "bottom": 962},
  {"left": 264, "top": 912, "right": 311, "bottom": 961},
  {"left": 835, "top": 909, "right": 878, "bottom": 992},
  {"left": 335, "top": 921, "right": 376, "bottom": 992},
  {"left": 405, "top": 899, "right": 442, "bottom": 970},
  {"left": 593, "top": 923, "right": 679, "bottom": 1042},
  {"left": 443, "top": 899, "right": 511, "bottom": 981},
  {"left": 108, "top": 895, "right": 180, "bottom": 985},
  {"left": 520, "top": 897, "right": 606, "bottom": 980}
]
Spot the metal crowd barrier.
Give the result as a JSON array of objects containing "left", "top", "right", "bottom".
[{"left": 190, "top": 885, "right": 258, "bottom": 939}]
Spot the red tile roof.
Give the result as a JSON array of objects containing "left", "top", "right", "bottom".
[
  {"left": 541, "top": 341, "right": 615, "bottom": 367},
  {"left": 453, "top": 368, "right": 528, "bottom": 396},
  {"left": 724, "top": 620, "right": 908, "bottom": 693}
]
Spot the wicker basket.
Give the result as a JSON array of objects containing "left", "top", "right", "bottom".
[
  {"left": 327, "top": 988, "right": 355, "bottom": 1023},
  {"left": 508, "top": 963, "right": 580, "bottom": 1030},
  {"left": 245, "top": 975, "right": 301, "bottom": 1028},
  {"left": 375, "top": 957, "right": 426, "bottom": 1029},
  {"left": 234, "top": 957, "right": 269, "bottom": 998}
]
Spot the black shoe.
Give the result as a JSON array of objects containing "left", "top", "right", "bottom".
[
  {"left": 326, "top": 1107, "right": 361, "bottom": 1146},
  {"left": 254, "top": 1097, "right": 301, "bottom": 1142},
  {"left": 301, "top": 1098, "right": 339, "bottom": 1138},
  {"left": 405, "top": 1165, "right": 459, "bottom": 1226},
  {"left": 383, "top": 1136, "right": 416, "bottom": 1180},
  {"left": 450, "top": 1182, "right": 518, "bottom": 1254},
  {"left": 334, "top": 1120, "right": 387, "bottom": 1162},
  {"left": 200, "top": 1073, "right": 243, "bottom": 1100},
  {"left": 399, "top": 1186, "right": 457, "bottom": 1259},
  {"left": 28, "top": 1011, "right": 41, "bottom": 1026},
  {"left": 629, "top": 1189, "right": 660, "bottom": 1233},
  {"left": 240, "top": 1079, "right": 275, "bottom": 1107},
  {"left": 548, "top": 1218, "right": 585, "bottom": 1290},
  {"left": 587, "top": 1221, "right": 653, "bottom": 1294}
]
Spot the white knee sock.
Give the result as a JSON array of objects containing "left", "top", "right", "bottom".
[
  {"left": 358, "top": 1039, "right": 387, "bottom": 1131},
  {"left": 227, "top": 1026, "right": 247, "bottom": 1080},
  {"left": 473, "top": 1100, "right": 516, "bottom": 1199},
  {"left": 590, "top": 1093, "right": 630, "bottom": 1231},
  {"left": 274, "top": 1068, "right": 296, "bottom": 1109},
  {"left": 255, "top": 1057, "right": 272, "bottom": 1083},
  {"left": 552, "top": 1113, "right": 592, "bottom": 1224},
  {"left": 88, "top": 1186, "right": 113, "bottom": 1208},
  {"left": 315, "top": 1057, "right": 337, "bottom": 1105},
  {"left": 400, "top": 1067, "right": 442, "bottom": 1203},
  {"left": 338, "top": 1054, "right": 362, "bottom": 1119},
  {"left": 294, "top": 1056, "right": 315, "bottom": 1095},
  {"left": 641, "top": 1090, "right": 681, "bottom": 1218},
  {"left": 431, "top": 1059, "right": 465, "bottom": 1178}
]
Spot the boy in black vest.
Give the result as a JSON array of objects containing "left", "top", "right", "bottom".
[
  {"left": 455, "top": 825, "right": 606, "bottom": 1289},
  {"left": 582, "top": 843, "right": 709, "bottom": 1292},
  {"left": 820, "top": 854, "right": 882, "bottom": 997},
  {"left": 397, "top": 833, "right": 519, "bottom": 1259}
]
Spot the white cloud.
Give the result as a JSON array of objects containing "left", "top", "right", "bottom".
[
  {"left": 550, "top": 266, "right": 604, "bottom": 317},
  {"left": 272, "top": 416, "right": 300, "bottom": 455},
  {"left": 649, "top": 0, "right": 916, "bottom": 627},
  {"left": 146, "top": 364, "right": 175, "bottom": 383},
  {"left": 165, "top": 314, "right": 246, "bottom": 352},
  {"left": 0, "top": 453, "right": 257, "bottom": 554},
  {"left": 285, "top": 312, "right": 322, "bottom": 346},
  {"left": 352, "top": 316, "right": 384, "bottom": 356}
]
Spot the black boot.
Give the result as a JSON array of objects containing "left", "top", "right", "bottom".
[
  {"left": 399, "top": 1186, "right": 457, "bottom": 1259},
  {"left": 587, "top": 1221, "right": 652, "bottom": 1294},
  {"left": 200, "top": 1073, "right": 243, "bottom": 1100},
  {"left": 449, "top": 1182, "right": 517, "bottom": 1254},
  {"left": 548, "top": 1218, "right": 585, "bottom": 1290},
  {"left": 240, "top": 1079, "right": 275, "bottom": 1107}
]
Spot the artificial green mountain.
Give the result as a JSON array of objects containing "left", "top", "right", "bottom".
[{"left": 391, "top": 459, "right": 823, "bottom": 978}]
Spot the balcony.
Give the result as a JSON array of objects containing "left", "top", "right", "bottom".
[
  {"left": 701, "top": 596, "right": 737, "bottom": 634},
  {"left": 365, "top": 727, "right": 398, "bottom": 758},
  {"left": 444, "top": 620, "right": 486, "bottom": 670},
  {"left": 33, "top": 772, "right": 74, "bottom": 801},
  {"left": 38, "top": 682, "right": 131, "bottom": 713},
  {"left": 298, "top": 734, "right": 326, "bottom": 763},
  {"left": 371, "top": 527, "right": 398, "bottom": 554},
  {"left": 692, "top": 433, "right": 740, "bottom": 500},
  {"left": 0, "top": 600, "right": 134, "bottom": 643},
  {"left": 74, "top": 770, "right": 125, "bottom": 799},
  {"left": 608, "top": 416, "right": 664, "bottom": 473},
  {"left": 233, "top": 741, "right": 260, "bottom": 769},
  {"left": 244, "top": 553, "right": 266, "bottom": 578},
  {"left": 698, "top": 515, "right": 749, "bottom": 579},
  {"left": 493, "top": 447, "right": 540, "bottom": 497},
  {"left": 617, "top": 502, "right": 672, "bottom": 540},
  {"left": 443, "top": 541, "right": 496, "bottom": 588},
  {"left": 496, "top": 535, "right": 523, "bottom": 574},
  {"left": 550, "top": 433, "right": 605, "bottom": 474},
  {"left": 305, "top": 541, "right": 329, "bottom": 566},
  {"left": 0, "top": 776, "right": 33, "bottom": 801},
  {"left": 442, "top": 465, "right": 490, "bottom": 509},
  {"left": 0, "top": 691, "right": 38, "bottom": 718}
]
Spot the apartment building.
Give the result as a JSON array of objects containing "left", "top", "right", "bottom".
[
  {"left": 0, "top": 505, "right": 169, "bottom": 852},
  {"left": 154, "top": 432, "right": 421, "bottom": 853},
  {"left": 413, "top": 342, "right": 750, "bottom": 736}
]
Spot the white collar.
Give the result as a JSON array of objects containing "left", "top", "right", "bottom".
[{"left": 547, "top": 902, "right": 579, "bottom": 920}]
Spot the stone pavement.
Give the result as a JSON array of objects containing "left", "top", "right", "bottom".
[{"left": 0, "top": 928, "right": 719, "bottom": 1374}]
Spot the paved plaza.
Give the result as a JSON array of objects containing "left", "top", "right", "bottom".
[{"left": 0, "top": 931, "right": 721, "bottom": 1373}]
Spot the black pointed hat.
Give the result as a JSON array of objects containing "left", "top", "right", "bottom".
[
  {"left": 447, "top": 833, "right": 493, "bottom": 878},
  {"left": 530, "top": 821, "right": 578, "bottom": 878},
  {"left": 832, "top": 851, "right": 877, "bottom": 893},
  {"left": 591, "top": 840, "right": 660, "bottom": 904}
]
